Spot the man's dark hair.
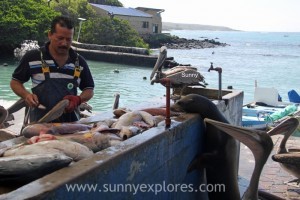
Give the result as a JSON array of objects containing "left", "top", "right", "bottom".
[{"left": 50, "top": 16, "right": 74, "bottom": 34}]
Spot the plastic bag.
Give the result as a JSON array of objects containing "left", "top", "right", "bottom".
[{"left": 265, "top": 104, "right": 298, "bottom": 122}]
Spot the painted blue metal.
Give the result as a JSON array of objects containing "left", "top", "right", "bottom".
[
  {"left": 1, "top": 115, "right": 208, "bottom": 200},
  {"left": 0, "top": 88, "right": 244, "bottom": 199}
]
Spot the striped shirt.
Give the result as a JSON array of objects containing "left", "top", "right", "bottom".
[{"left": 12, "top": 42, "right": 94, "bottom": 91}]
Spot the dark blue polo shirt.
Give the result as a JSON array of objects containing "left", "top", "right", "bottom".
[{"left": 12, "top": 42, "right": 94, "bottom": 91}]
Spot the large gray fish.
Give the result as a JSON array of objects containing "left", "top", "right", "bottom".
[
  {"left": 0, "top": 153, "right": 72, "bottom": 184},
  {"left": 112, "top": 110, "right": 155, "bottom": 139},
  {"left": 6, "top": 98, "right": 26, "bottom": 115},
  {"left": 56, "top": 132, "right": 122, "bottom": 152},
  {"left": 3, "top": 140, "right": 93, "bottom": 161},
  {"left": 21, "top": 122, "right": 92, "bottom": 138},
  {"left": 91, "top": 119, "right": 118, "bottom": 133},
  {"left": 113, "top": 110, "right": 155, "bottom": 129}
]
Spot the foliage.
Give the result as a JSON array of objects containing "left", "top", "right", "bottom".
[
  {"left": 0, "top": 0, "right": 148, "bottom": 54},
  {"left": 81, "top": 17, "right": 148, "bottom": 48},
  {"left": 0, "top": 0, "right": 59, "bottom": 54},
  {"left": 88, "top": 0, "right": 123, "bottom": 7},
  {"left": 143, "top": 34, "right": 180, "bottom": 48},
  {"left": 104, "top": 0, "right": 123, "bottom": 7},
  {"left": 51, "top": 0, "right": 96, "bottom": 24}
]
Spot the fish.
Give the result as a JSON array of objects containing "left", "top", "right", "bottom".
[
  {"left": 111, "top": 110, "right": 156, "bottom": 139},
  {"left": 112, "top": 111, "right": 142, "bottom": 129},
  {"left": 37, "top": 99, "right": 69, "bottom": 123},
  {"left": 79, "top": 102, "right": 93, "bottom": 113},
  {"left": 112, "top": 110, "right": 155, "bottom": 129},
  {"left": 0, "top": 129, "right": 17, "bottom": 142},
  {"left": 0, "top": 153, "right": 72, "bottom": 184},
  {"left": 27, "top": 133, "right": 57, "bottom": 144},
  {"left": 119, "top": 126, "right": 140, "bottom": 140},
  {"left": 6, "top": 98, "right": 26, "bottom": 115},
  {"left": 49, "top": 123, "right": 92, "bottom": 134},
  {"left": 21, "top": 123, "right": 92, "bottom": 138},
  {"left": 3, "top": 140, "right": 94, "bottom": 161},
  {"left": 5, "top": 98, "right": 46, "bottom": 115},
  {"left": 56, "top": 132, "right": 122, "bottom": 152},
  {"left": 0, "top": 106, "right": 8, "bottom": 125},
  {"left": 21, "top": 123, "right": 52, "bottom": 137},
  {"left": 153, "top": 115, "right": 166, "bottom": 125},
  {"left": 113, "top": 107, "right": 181, "bottom": 118},
  {"left": 91, "top": 119, "right": 119, "bottom": 133},
  {"left": 113, "top": 108, "right": 129, "bottom": 118},
  {"left": 140, "top": 108, "right": 181, "bottom": 117}
]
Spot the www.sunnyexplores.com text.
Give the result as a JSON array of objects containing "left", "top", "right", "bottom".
[{"left": 65, "top": 181, "right": 225, "bottom": 195}]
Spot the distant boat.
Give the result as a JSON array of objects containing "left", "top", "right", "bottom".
[{"left": 242, "top": 87, "right": 300, "bottom": 130}]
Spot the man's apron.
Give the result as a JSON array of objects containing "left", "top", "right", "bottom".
[{"left": 29, "top": 51, "right": 81, "bottom": 123}]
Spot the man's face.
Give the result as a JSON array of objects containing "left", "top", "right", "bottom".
[{"left": 48, "top": 24, "right": 74, "bottom": 55}]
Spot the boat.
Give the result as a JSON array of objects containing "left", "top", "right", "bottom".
[
  {"left": 0, "top": 87, "right": 244, "bottom": 199},
  {"left": 242, "top": 87, "right": 300, "bottom": 130}
]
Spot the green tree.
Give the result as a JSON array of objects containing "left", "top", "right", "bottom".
[
  {"left": 0, "top": 0, "right": 148, "bottom": 55},
  {"left": 51, "top": 0, "right": 148, "bottom": 48},
  {"left": 88, "top": 0, "right": 123, "bottom": 7},
  {"left": 51, "top": 0, "right": 96, "bottom": 24},
  {"left": 103, "top": 0, "right": 123, "bottom": 7},
  {"left": 81, "top": 17, "right": 148, "bottom": 48},
  {"left": 0, "top": 0, "right": 59, "bottom": 55}
]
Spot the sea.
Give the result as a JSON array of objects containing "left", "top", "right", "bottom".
[{"left": 0, "top": 30, "right": 300, "bottom": 113}]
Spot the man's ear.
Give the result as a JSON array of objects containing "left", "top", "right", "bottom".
[{"left": 47, "top": 30, "right": 52, "bottom": 39}]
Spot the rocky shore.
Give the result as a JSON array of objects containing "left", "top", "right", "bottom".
[
  {"left": 144, "top": 34, "right": 229, "bottom": 50},
  {"left": 162, "top": 38, "right": 229, "bottom": 49}
]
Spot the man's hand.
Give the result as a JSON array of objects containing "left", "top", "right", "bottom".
[
  {"left": 25, "top": 93, "right": 39, "bottom": 108},
  {"left": 63, "top": 95, "right": 81, "bottom": 113}
]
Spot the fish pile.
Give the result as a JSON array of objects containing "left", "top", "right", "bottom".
[{"left": 0, "top": 107, "right": 179, "bottom": 184}]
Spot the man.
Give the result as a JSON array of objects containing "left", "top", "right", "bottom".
[{"left": 10, "top": 16, "right": 94, "bottom": 123}]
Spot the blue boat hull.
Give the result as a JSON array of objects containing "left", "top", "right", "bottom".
[{"left": 0, "top": 88, "right": 244, "bottom": 199}]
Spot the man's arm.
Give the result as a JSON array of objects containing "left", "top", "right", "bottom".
[
  {"left": 79, "top": 88, "right": 94, "bottom": 103},
  {"left": 10, "top": 79, "right": 39, "bottom": 107}
]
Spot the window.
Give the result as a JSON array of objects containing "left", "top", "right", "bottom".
[
  {"left": 153, "top": 24, "right": 159, "bottom": 33},
  {"left": 142, "top": 21, "right": 149, "bottom": 28}
]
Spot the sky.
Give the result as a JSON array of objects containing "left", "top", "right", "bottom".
[{"left": 120, "top": 0, "right": 300, "bottom": 32}]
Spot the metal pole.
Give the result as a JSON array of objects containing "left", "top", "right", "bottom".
[
  {"left": 165, "top": 78, "right": 171, "bottom": 128},
  {"left": 77, "top": 21, "right": 83, "bottom": 42},
  {"left": 218, "top": 72, "right": 222, "bottom": 100},
  {"left": 76, "top": 18, "right": 86, "bottom": 42},
  {"left": 157, "top": 78, "right": 171, "bottom": 128}
]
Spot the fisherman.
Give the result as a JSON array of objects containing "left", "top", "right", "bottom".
[{"left": 10, "top": 16, "right": 94, "bottom": 123}]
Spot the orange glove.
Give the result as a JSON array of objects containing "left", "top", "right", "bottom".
[{"left": 63, "top": 95, "right": 81, "bottom": 113}]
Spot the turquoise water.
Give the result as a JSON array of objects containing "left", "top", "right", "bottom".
[
  {"left": 165, "top": 30, "right": 300, "bottom": 104},
  {"left": 0, "top": 57, "right": 165, "bottom": 112},
  {"left": 1, "top": 30, "right": 300, "bottom": 112}
]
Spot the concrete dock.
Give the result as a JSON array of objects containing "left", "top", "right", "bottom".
[{"left": 239, "top": 134, "right": 300, "bottom": 199}]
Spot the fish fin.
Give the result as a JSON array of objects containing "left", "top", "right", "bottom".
[
  {"left": 6, "top": 98, "right": 26, "bottom": 114},
  {"left": 38, "top": 99, "right": 69, "bottom": 123}
]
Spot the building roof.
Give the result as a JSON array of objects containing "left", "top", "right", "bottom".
[
  {"left": 89, "top": 4, "right": 152, "bottom": 18},
  {"left": 136, "top": 7, "right": 165, "bottom": 13}
]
